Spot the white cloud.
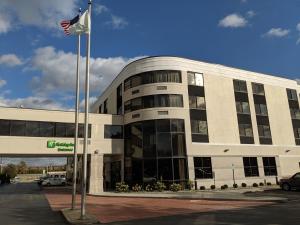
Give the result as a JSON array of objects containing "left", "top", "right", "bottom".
[
  {"left": 29, "top": 46, "right": 145, "bottom": 96},
  {"left": 0, "top": 13, "right": 11, "bottom": 34},
  {"left": 297, "top": 23, "right": 300, "bottom": 32},
  {"left": 108, "top": 15, "right": 128, "bottom": 29},
  {"left": 246, "top": 10, "right": 256, "bottom": 18},
  {"left": 0, "top": 95, "right": 71, "bottom": 110},
  {"left": 94, "top": 4, "right": 108, "bottom": 15},
  {"left": 0, "top": 79, "right": 7, "bottom": 88},
  {"left": 263, "top": 28, "right": 290, "bottom": 38},
  {"left": 219, "top": 14, "right": 248, "bottom": 28},
  {"left": 0, "top": 0, "right": 78, "bottom": 31},
  {"left": 0, "top": 54, "right": 23, "bottom": 67},
  {"left": 241, "top": 0, "right": 247, "bottom": 3},
  {"left": 79, "top": 96, "right": 97, "bottom": 111}
]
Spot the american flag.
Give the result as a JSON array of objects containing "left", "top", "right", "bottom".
[{"left": 60, "top": 15, "right": 80, "bottom": 35}]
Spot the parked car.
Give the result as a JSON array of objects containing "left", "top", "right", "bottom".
[
  {"left": 41, "top": 177, "right": 66, "bottom": 186},
  {"left": 279, "top": 172, "right": 300, "bottom": 191},
  {"left": 38, "top": 174, "right": 66, "bottom": 186}
]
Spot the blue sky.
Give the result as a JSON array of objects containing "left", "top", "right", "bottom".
[
  {"left": 1, "top": 0, "right": 300, "bottom": 111},
  {"left": 0, "top": 0, "right": 300, "bottom": 165}
]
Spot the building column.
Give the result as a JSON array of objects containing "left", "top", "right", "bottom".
[
  {"left": 88, "top": 153, "right": 104, "bottom": 194},
  {"left": 187, "top": 155, "right": 195, "bottom": 182}
]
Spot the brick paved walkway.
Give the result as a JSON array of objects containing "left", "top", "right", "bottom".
[{"left": 44, "top": 189, "right": 273, "bottom": 223}]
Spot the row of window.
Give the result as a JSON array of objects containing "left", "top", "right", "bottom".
[
  {"left": 124, "top": 94, "right": 183, "bottom": 113},
  {"left": 0, "top": 119, "right": 91, "bottom": 138},
  {"left": 104, "top": 125, "right": 123, "bottom": 139},
  {"left": 234, "top": 81, "right": 266, "bottom": 96},
  {"left": 194, "top": 157, "right": 277, "bottom": 179},
  {"left": 124, "top": 70, "right": 182, "bottom": 91}
]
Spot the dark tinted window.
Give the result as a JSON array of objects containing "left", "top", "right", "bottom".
[
  {"left": 173, "top": 158, "right": 187, "bottom": 180},
  {"left": 243, "top": 157, "right": 259, "bottom": 177},
  {"left": 157, "top": 133, "right": 172, "bottom": 157},
  {"left": 10, "top": 120, "right": 26, "bottom": 136},
  {"left": 40, "top": 122, "right": 54, "bottom": 137},
  {"left": 66, "top": 124, "right": 75, "bottom": 138},
  {"left": 157, "top": 119, "right": 170, "bottom": 132},
  {"left": 55, "top": 123, "right": 66, "bottom": 137},
  {"left": 194, "top": 157, "right": 213, "bottom": 179},
  {"left": 26, "top": 121, "right": 40, "bottom": 137},
  {"left": 252, "top": 83, "right": 265, "bottom": 95},
  {"left": 124, "top": 70, "right": 182, "bottom": 91},
  {"left": 0, "top": 120, "right": 10, "bottom": 136},
  {"left": 287, "top": 89, "right": 298, "bottom": 101},
  {"left": 158, "top": 158, "right": 173, "bottom": 180},
  {"left": 263, "top": 157, "right": 277, "bottom": 176},
  {"left": 104, "top": 125, "right": 123, "bottom": 139},
  {"left": 233, "top": 80, "right": 247, "bottom": 93}
]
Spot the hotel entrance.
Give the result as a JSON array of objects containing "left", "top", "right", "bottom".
[{"left": 103, "top": 155, "right": 122, "bottom": 191}]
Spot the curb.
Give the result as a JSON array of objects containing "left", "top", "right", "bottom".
[{"left": 61, "top": 208, "right": 100, "bottom": 225}]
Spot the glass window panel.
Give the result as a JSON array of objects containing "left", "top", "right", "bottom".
[
  {"left": 40, "top": 122, "right": 54, "bottom": 137},
  {"left": 260, "top": 104, "right": 268, "bottom": 115},
  {"left": 157, "top": 133, "right": 172, "bottom": 157},
  {"left": 26, "top": 121, "right": 40, "bottom": 137},
  {"left": 198, "top": 121, "right": 208, "bottom": 135},
  {"left": 194, "top": 157, "right": 213, "bottom": 179},
  {"left": 187, "top": 72, "right": 195, "bottom": 85},
  {"left": 236, "top": 102, "right": 243, "bottom": 113},
  {"left": 158, "top": 159, "right": 173, "bottom": 181},
  {"left": 189, "top": 96, "right": 197, "bottom": 108},
  {"left": 0, "top": 120, "right": 10, "bottom": 136},
  {"left": 131, "top": 75, "right": 142, "bottom": 88},
  {"left": 78, "top": 124, "right": 84, "bottom": 138},
  {"left": 252, "top": 83, "right": 265, "bottom": 95},
  {"left": 10, "top": 120, "right": 26, "bottom": 136},
  {"left": 131, "top": 123, "right": 143, "bottom": 158},
  {"left": 104, "top": 125, "right": 123, "bottom": 139},
  {"left": 171, "top": 119, "right": 185, "bottom": 132},
  {"left": 131, "top": 98, "right": 142, "bottom": 111},
  {"left": 156, "top": 119, "right": 170, "bottom": 132},
  {"left": 55, "top": 123, "right": 66, "bottom": 137},
  {"left": 143, "top": 159, "right": 157, "bottom": 183},
  {"left": 66, "top": 124, "right": 75, "bottom": 138},
  {"left": 173, "top": 158, "right": 187, "bottom": 180},
  {"left": 242, "top": 102, "right": 250, "bottom": 114},
  {"left": 132, "top": 159, "right": 143, "bottom": 182},
  {"left": 197, "top": 97, "right": 206, "bottom": 109},
  {"left": 169, "top": 95, "right": 183, "bottom": 107},
  {"left": 143, "top": 120, "right": 156, "bottom": 158},
  {"left": 172, "top": 133, "right": 186, "bottom": 156},
  {"left": 195, "top": 73, "right": 204, "bottom": 86}
]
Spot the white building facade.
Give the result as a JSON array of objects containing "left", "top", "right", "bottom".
[{"left": 1, "top": 56, "right": 300, "bottom": 193}]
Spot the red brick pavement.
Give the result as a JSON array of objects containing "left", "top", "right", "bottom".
[{"left": 44, "top": 189, "right": 273, "bottom": 223}]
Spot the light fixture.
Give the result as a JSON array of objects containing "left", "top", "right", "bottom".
[
  {"left": 224, "top": 149, "right": 229, "bottom": 153},
  {"left": 285, "top": 150, "right": 291, "bottom": 153},
  {"left": 94, "top": 150, "right": 99, "bottom": 154}
]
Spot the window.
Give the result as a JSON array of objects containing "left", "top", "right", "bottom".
[
  {"left": 10, "top": 120, "right": 26, "bottom": 136},
  {"left": 258, "top": 125, "right": 271, "bottom": 138},
  {"left": 263, "top": 157, "right": 277, "bottom": 176},
  {"left": 117, "top": 84, "right": 122, "bottom": 115},
  {"left": 172, "top": 133, "right": 186, "bottom": 156},
  {"left": 243, "top": 157, "right": 259, "bottom": 177},
  {"left": 294, "top": 128, "right": 300, "bottom": 138},
  {"left": 194, "top": 157, "right": 213, "bottom": 179},
  {"left": 55, "top": 123, "right": 66, "bottom": 137},
  {"left": 287, "top": 89, "right": 298, "bottom": 101},
  {"left": 103, "top": 99, "right": 108, "bottom": 114},
  {"left": 40, "top": 122, "right": 54, "bottom": 137},
  {"left": 188, "top": 72, "right": 204, "bottom": 86},
  {"left": 99, "top": 104, "right": 102, "bottom": 114},
  {"left": 157, "top": 133, "right": 172, "bottom": 157},
  {"left": 189, "top": 96, "right": 206, "bottom": 109},
  {"left": 26, "top": 121, "right": 40, "bottom": 137},
  {"left": 171, "top": 119, "right": 185, "bottom": 132},
  {"left": 239, "top": 124, "right": 253, "bottom": 137},
  {"left": 191, "top": 120, "right": 208, "bottom": 135},
  {"left": 104, "top": 125, "right": 123, "bottom": 139},
  {"left": 124, "top": 94, "right": 183, "bottom": 113},
  {"left": 233, "top": 80, "right": 247, "bottom": 93},
  {"left": 236, "top": 102, "right": 250, "bottom": 114},
  {"left": 290, "top": 108, "right": 300, "bottom": 120},
  {"left": 252, "top": 83, "right": 265, "bottom": 95},
  {"left": 0, "top": 120, "right": 10, "bottom": 136},
  {"left": 255, "top": 104, "right": 268, "bottom": 116},
  {"left": 124, "top": 70, "right": 182, "bottom": 91}
]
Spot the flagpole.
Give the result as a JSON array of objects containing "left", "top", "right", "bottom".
[
  {"left": 71, "top": 8, "right": 82, "bottom": 210},
  {"left": 81, "top": 0, "right": 92, "bottom": 219}
]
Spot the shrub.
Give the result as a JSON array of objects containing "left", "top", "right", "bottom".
[
  {"left": 241, "top": 183, "right": 247, "bottom": 187},
  {"left": 210, "top": 185, "right": 216, "bottom": 190},
  {"left": 132, "top": 184, "right": 143, "bottom": 192},
  {"left": 267, "top": 182, "right": 272, "bottom": 186},
  {"left": 145, "top": 184, "right": 154, "bottom": 192},
  {"left": 200, "top": 186, "right": 205, "bottom": 190},
  {"left": 170, "top": 183, "right": 182, "bottom": 192},
  {"left": 154, "top": 181, "right": 166, "bottom": 192},
  {"left": 259, "top": 182, "right": 264, "bottom": 186},
  {"left": 115, "top": 182, "right": 129, "bottom": 193},
  {"left": 233, "top": 184, "right": 238, "bottom": 188},
  {"left": 186, "top": 180, "right": 194, "bottom": 190},
  {"left": 253, "top": 183, "right": 258, "bottom": 187},
  {"left": 221, "top": 185, "right": 228, "bottom": 190}
]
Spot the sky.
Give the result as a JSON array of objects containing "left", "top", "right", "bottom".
[{"left": 1, "top": 0, "right": 300, "bottom": 165}]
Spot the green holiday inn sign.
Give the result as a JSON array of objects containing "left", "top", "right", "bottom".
[{"left": 47, "top": 140, "right": 74, "bottom": 152}]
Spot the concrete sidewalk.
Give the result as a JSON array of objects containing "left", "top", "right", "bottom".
[{"left": 91, "top": 187, "right": 287, "bottom": 202}]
